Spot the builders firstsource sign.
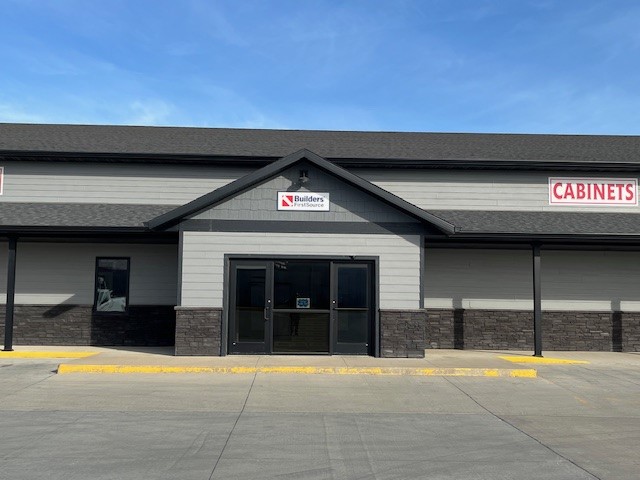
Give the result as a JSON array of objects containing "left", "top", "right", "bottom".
[
  {"left": 277, "top": 192, "right": 330, "bottom": 211},
  {"left": 549, "top": 178, "right": 638, "bottom": 206}
]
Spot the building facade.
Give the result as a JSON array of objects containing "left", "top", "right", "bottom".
[{"left": 1, "top": 124, "right": 639, "bottom": 356}]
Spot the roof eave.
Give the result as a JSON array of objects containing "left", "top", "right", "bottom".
[
  {"left": 0, "top": 226, "right": 153, "bottom": 234},
  {"left": 4, "top": 150, "right": 640, "bottom": 172},
  {"left": 446, "top": 232, "right": 640, "bottom": 242}
]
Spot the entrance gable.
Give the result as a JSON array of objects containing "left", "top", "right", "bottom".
[
  {"left": 147, "top": 149, "right": 455, "bottom": 234},
  {"left": 189, "top": 161, "right": 417, "bottom": 224}
]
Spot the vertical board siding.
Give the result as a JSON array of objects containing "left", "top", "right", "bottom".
[
  {"left": 0, "top": 243, "right": 178, "bottom": 305},
  {"left": 359, "top": 169, "right": 640, "bottom": 213},
  {"left": 425, "top": 248, "right": 640, "bottom": 311},
  {"left": 181, "top": 232, "right": 421, "bottom": 309},
  {"left": 1, "top": 161, "right": 252, "bottom": 205}
]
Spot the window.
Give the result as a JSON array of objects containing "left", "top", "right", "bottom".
[{"left": 94, "top": 257, "right": 130, "bottom": 313}]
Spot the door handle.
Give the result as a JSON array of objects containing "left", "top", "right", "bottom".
[{"left": 264, "top": 299, "right": 271, "bottom": 321}]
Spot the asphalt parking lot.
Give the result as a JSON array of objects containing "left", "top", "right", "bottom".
[{"left": 0, "top": 353, "right": 638, "bottom": 480}]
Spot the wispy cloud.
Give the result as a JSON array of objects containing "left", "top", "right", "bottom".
[
  {"left": 0, "top": 103, "right": 46, "bottom": 123},
  {"left": 166, "top": 42, "right": 200, "bottom": 57},
  {"left": 237, "top": 114, "right": 289, "bottom": 130},
  {"left": 184, "top": 80, "right": 286, "bottom": 128},
  {"left": 587, "top": 5, "right": 640, "bottom": 59},
  {"left": 453, "top": 79, "right": 640, "bottom": 135},
  {"left": 127, "top": 99, "right": 173, "bottom": 125},
  {"left": 1, "top": 1, "right": 639, "bottom": 134},
  {"left": 188, "top": 0, "right": 250, "bottom": 47},
  {"left": 2, "top": 36, "right": 118, "bottom": 77}
]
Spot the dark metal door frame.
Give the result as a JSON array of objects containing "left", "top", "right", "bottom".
[
  {"left": 228, "top": 260, "right": 273, "bottom": 354},
  {"left": 226, "top": 255, "right": 378, "bottom": 356},
  {"left": 331, "top": 261, "right": 374, "bottom": 355}
]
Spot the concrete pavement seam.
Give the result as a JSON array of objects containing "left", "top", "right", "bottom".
[
  {"left": 441, "top": 376, "right": 603, "bottom": 480},
  {"left": 207, "top": 370, "right": 258, "bottom": 480}
]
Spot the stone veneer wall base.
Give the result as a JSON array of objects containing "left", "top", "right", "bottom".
[
  {"left": 13, "top": 304, "right": 632, "bottom": 354},
  {"left": 174, "top": 307, "right": 223, "bottom": 356},
  {"left": 0, "top": 305, "right": 175, "bottom": 346},
  {"left": 379, "top": 310, "right": 426, "bottom": 358},
  {"left": 426, "top": 309, "right": 640, "bottom": 352}
]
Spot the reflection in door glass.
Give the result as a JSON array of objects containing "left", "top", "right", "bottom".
[
  {"left": 273, "top": 312, "right": 329, "bottom": 353},
  {"left": 337, "top": 311, "right": 368, "bottom": 343},
  {"left": 235, "top": 268, "right": 265, "bottom": 342},
  {"left": 274, "top": 261, "right": 330, "bottom": 309},
  {"left": 337, "top": 267, "right": 367, "bottom": 308}
]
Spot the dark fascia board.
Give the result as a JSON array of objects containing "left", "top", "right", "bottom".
[
  {"left": 335, "top": 158, "right": 640, "bottom": 172},
  {"left": 0, "top": 150, "right": 275, "bottom": 167},
  {"left": 0, "top": 233, "right": 178, "bottom": 244},
  {"left": 5, "top": 150, "right": 640, "bottom": 172},
  {"left": 178, "top": 219, "right": 429, "bottom": 235},
  {"left": 434, "top": 232, "right": 640, "bottom": 243},
  {"left": 0, "top": 226, "right": 176, "bottom": 237},
  {"left": 146, "top": 149, "right": 456, "bottom": 234},
  {"left": 424, "top": 238, "right": 640, "bottom": 251}
]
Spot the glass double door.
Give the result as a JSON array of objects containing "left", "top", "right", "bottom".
[{"left": 229, "top": 259, "right": 373, "bottom": 355}]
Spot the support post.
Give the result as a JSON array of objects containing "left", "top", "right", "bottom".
[
  {"left": 3, "top": 236, "right": 17, "bottom": 351},
  {"left": 532, "top": 243, "right": 542, "bottom": 357}
]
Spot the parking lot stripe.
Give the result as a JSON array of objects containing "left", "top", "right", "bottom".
[
  {"left": 0, "top": 351, "right": 98, "bottom": 359},
  {"left": 499, "top": 355, "right": 589, "bottom": 365}
]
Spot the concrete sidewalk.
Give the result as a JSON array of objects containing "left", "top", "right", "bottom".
[
  {"left": 57, "top": 348, "right": 536, "bottom": 376},
  {"left": 5, "top": 346, "right": 626, "bottom": 376},
  {"left": 4, "top": 346, "right": 635, "bottom": 376}
]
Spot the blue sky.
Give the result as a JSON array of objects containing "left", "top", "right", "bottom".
[{"left": 1, "top": 0, "right": 639, "bottom": 134}]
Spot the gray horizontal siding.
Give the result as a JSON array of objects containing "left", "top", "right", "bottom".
[
  {"left": 425, "top": 248, "right": 640, "bottom": 311},
  {"left": 425, "top": 249, "right": 533, "bottom": 310},
  {"left": 1, "top": 161, "right": 252, "bottom": 205},
  {"left": 541, "top": 250, "right": 640, "bottom": 311},
  {"left": 181, "top": 232, "right": 421, "bottom": 309},
  {"left": 3, "top": 161, "right": 640, "bottom": 214},
  {"left": 0, "top": 243, "right": 178, "bottom": 305},
  {"left": 361, "top": 169, "right": 640, "bottom": 213}
]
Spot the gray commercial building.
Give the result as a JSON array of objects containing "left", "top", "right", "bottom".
[{"left": 1, "top": 123, "right": 639, "bottom": 357}]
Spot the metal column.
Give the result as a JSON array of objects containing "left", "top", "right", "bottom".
[
  {"left": 3, "top": 236, "right": 17, "bottom": 351},
  {"left": 532, "top": 244, "right": 542, "bottom": 357}
]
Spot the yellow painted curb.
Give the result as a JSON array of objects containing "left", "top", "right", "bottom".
[
  {"left": 499, "top": 355, "right": 589, "bottom": 365},
  {"left": 0, "top": 351, "right": 98, "bottom": 359},
  {"left": 57, "top": 364, "right": 537, "bottom": 377}
]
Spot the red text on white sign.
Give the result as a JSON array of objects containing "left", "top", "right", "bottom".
[{"left": 549, "top": 178, "right": 638, "bottom": 205}]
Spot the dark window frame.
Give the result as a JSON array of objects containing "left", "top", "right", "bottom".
[{"left": 93, "top": 256, "right": 131, "bottom": 314}]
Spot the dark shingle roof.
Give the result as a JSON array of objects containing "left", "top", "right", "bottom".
[
  {"left": 430, "top": 210, "right": 640, "bottom": 236},
  {"left": 0, "top": 203, "right": 174, "bottom": 229},
  {"left": 2, "top": 123, "right": 640, "bottom": 165},
  {"left": 1, "top": 201, "right": 640, "bottom": 237}
]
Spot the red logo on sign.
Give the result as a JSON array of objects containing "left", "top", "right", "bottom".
[{"left": 281, "top": 195, "right": 294, "bottom": 207}]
